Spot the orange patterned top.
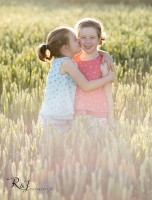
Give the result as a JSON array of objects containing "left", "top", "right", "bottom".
[{"left": 74, "top": 53, "right": 108, "bottom": 118}]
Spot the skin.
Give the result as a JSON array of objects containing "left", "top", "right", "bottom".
[
  {"left": 101, "top": 63, "right": 114, "bottom": 127},
  {"left": 79, "top": 27, "right": 100, "bottom": 59}
]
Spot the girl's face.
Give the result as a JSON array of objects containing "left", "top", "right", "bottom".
[
  {"left": 78, "top": 27, "right": 100, "bottom": 54},
  {"left": 68, "top": 31, "right": 81, "bottom": 57}
]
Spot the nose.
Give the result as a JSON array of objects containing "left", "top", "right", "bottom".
[{"left": 85, "top": 38, "right": 91, "bottom": 43}]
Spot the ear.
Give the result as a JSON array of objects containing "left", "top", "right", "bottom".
[
  {"left": 98, "top": 37, "right": 102, "bottom": 45},
  {"left": 98, "top": 37, "right": 101, "bottom": 43},
  {"left": 60, "top": 45, "right": 70, "bottom": 53}
]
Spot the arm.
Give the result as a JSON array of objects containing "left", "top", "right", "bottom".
[
  {"left": 101, "top": 62, "right": 114, "bottom": 127},
  {"left": 98, "top": 50, "right": 113, "bottom": 70},
  {"left": 61, "top": 58, "right": 115, "bottom": 92}
]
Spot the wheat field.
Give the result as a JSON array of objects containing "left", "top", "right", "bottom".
[{"left": 0, "top": 1, "right": 152, "bottom": 200}]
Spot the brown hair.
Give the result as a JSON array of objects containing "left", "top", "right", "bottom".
[
  {"left": 75, "top": 18, "right": 106, "bottom": 45},
  {"left": 37, "top": 26, "right": 74, "bottom": 62}
]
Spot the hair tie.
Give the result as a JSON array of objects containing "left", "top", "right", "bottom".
[{"left": 46, "top": 44, "right": 48, "bottom": 49}]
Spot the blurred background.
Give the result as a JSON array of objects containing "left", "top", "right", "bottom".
[
  {"left": 0, "top": 0, "right": 152, "bottom": 5},
  {"left": 0, "top": 0, "right": 152, "bottom": 199}
]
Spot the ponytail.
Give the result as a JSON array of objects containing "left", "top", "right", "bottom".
[{"left": 37, "top": 43, "right": 52, "bottom": 62}]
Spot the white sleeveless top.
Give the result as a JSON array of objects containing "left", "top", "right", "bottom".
[{"left": 39, "top": 57, "right": 77, "bottom": 120}]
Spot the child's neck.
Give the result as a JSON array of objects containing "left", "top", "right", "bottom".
[
  {"left": 61, "top": 52, "right": 74, "bottom": 59},
  {"left": 80, "top": 50, "right": 99, "bottom": 61}
]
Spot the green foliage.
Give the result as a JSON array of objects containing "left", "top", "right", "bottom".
[{"left": 0, "top": 2, "right": 152, "bottom": 200}]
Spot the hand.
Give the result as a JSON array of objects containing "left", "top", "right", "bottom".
[
  {"left": 101, "top": 52, "right": 113, "bottom": 70},
  {"left": 107, "top": 71, "right": 116, "bottom": 82},
  {"left": 101, "top": 62, "right": 114, "bottom": 77}
]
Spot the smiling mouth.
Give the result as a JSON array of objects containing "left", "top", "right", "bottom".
[{"left": 84, "top": 45, "right": 92, "bottom": 49}]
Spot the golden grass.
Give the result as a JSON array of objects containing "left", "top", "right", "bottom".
[{"left": 0, "top": 2, "right": 152, "bottom": 200}]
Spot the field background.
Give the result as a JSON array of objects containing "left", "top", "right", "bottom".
[{"left": 0, "top": 0, "right": 152, "bottom": 199}]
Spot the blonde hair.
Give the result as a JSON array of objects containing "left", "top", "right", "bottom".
[{"left": 75, "top": 17, "right": 106, "bottom": 45}]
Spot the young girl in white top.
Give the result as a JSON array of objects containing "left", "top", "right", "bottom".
[{"left": 37, "top": 26, "right": 115, "bottom": 133}]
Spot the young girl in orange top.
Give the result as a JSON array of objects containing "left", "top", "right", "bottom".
[{"left": 74, "top": 18, "right": 114, "bottom": 129}]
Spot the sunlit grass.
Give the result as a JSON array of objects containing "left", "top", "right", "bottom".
[{"left": 0, "top": 2, "right": 152, "bottom": 200}]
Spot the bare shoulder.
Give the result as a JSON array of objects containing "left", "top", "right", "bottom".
[
  {"left": 62, "top": 58, "right": 75, "bottom": 66},
  {"left": 61, "top": 58, "right": 76, "bottom": 74}
]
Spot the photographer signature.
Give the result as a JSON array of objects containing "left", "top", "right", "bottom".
[{"left": 7, "top": 177, "right": 52, "bottom": 192}]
